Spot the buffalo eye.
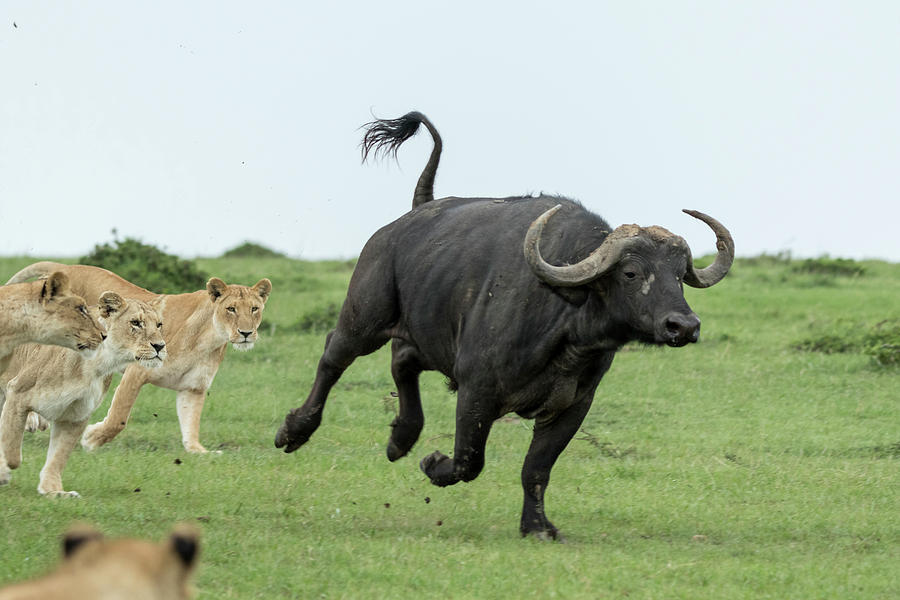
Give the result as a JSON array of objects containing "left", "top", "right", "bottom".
[
  {"left": 624, "top": 271, "right": 637, "bottom": 280},
  {"left": 226, "top": 306, "right": 236, "bottom": 314}
]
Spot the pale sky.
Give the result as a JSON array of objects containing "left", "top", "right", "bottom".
[{"left": 2, "top": 2, "right": 899, "bottom": 261}]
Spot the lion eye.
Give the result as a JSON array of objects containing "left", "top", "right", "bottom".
[
  {"left": 251, "top": 306, "right": 259, "bottom": 313},
  {"left": 79, "top": 305, "right": 89, "bottom": 316},
  {"left": 131, "top": 319, "right": 142, "bottom": 328},
  {"left": 226, "top": 307, "right": 236, "bottom": 313},
  {"left": 157, "top": 322, "right": 163, "bottom": 329}
]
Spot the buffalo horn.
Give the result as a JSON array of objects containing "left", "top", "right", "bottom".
[
  {"left": 681, "top": 209, "right": 735, "bottom": 288},
  {"left": 523, "top": 205, "right": 629, "bottom": 287}
]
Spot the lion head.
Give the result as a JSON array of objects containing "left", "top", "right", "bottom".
[
  {"left": 35, "top": 272, "right": 107, "bottom": 355},
  {"left": 97, "top": 292, "right": 167, "bottom": 368},
  {"left": 207, "top": 278, "right": 272, "bottom": 351},
  {"left": 0, "top": 523, "right": 199, "bottom": 599}
]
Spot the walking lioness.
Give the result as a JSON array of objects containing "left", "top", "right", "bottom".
[
  {"left": 0, "top": 292, "right": 166, "bottom": 497},
  {"left": 0, "top": 523, "right": 199, "bottom": 599},
  {"left": 6, "top": 262, "right": 271, "bottom": 453},
  {"left": 0, "top": 272, "right": 106, "bottom": 374}
]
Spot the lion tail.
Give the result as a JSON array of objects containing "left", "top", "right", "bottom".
[{"left": 5, "top": 261, "right": 68, "bottom": 285}]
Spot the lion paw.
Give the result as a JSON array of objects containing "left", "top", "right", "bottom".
[
  {"left": 41, "top": 489, "right": 81, "bottom": 499},
  {"left": 183, "top": 442, "right": 209, "bottom": 454},
  {"left": 25, "top": 411, "right": 49, "bottom": 433},
  {"left": 81, "top": 422, "right": 111, "bottom": 450}
]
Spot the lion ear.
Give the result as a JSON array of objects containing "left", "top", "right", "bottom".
[
  {"left": 169, "top": 524, "right": 200, "bottom": 568},
  {"left": 252, "top": 279, "right": 272, "bottom": 303},
  {"left": 41, "top": 271, "right": 71, "bottom": 303},
  {"left": 207, "top": 278, "right": 227, "bottom": 302},
  {"left": 99, "top": 291, "right": 126, "bottom": 318},
  {"left": 62, "top": 524, "right": 103, "bottom": 558}
]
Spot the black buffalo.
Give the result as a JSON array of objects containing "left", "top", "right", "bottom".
[{"left": 276, "top": 112, "right": 734, "bottom": 540}]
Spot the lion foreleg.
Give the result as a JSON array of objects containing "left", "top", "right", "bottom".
[
  {"left": 0, "top": 391, "right": 30, "bottom": 484},
  {"left": 176, "top": 390, "right": 209, "bottom": 453},
  {"left": 81, "top": 366, "right": 147, "bottom": 450},
  {"left": 39, "top": 419, "right": 88, "bottom": 497}
]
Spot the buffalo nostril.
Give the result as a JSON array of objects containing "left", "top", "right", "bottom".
[{"left": 664, "top": 314, "right": 700, "bottom": 339}]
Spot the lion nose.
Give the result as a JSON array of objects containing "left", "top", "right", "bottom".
[
  {"left": 101, "top": 333, "right": 108, "bottom": 341},
  {"left": 239, "top": 329, "right": 254, "bottom": 339},
  {"left": 152, "top": 342, "right": 166, "bottom": 353}
]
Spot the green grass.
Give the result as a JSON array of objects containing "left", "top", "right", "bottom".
[{"left": 1, "top": 254, "right": 898, "bottom": 599}]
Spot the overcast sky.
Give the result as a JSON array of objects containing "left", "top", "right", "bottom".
[{"left": 2, "top": 2, "right": 898, "bottom": 262}]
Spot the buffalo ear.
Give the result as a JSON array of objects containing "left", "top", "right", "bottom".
[
  {"left": 41, "top": 271, "right": 71, "bottom": 303},
  {"left": 62, "top": 524, "right": 103, "bottom": 558},
  {"left": 169, "top": 524, "right": 200, "bottom": 568},
  {"left": 207, "top": 278, "right": 227, "bottom": 302},
  {"left": 252, "top": 279, "right": 272, "bottom": 303},
  {"left": 99, "top": 291, "right": 126, "bottom": 318}
]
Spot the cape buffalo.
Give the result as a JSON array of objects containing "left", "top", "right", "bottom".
[{"left": 276, "top": 111, "right": 734, "bottom": 540}]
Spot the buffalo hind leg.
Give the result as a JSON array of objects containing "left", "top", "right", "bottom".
[
  {"left": 519, "top": 398, "right": 593, "bottom": 541},
  {"left": 275, "top": 329, "right": 388, "bottom": 453},
  {"left": 386, "top": 340, "right": 424, "bottom": 461},
  {"left": 420, "top": 391, "right": 496, "bottom": 486}
]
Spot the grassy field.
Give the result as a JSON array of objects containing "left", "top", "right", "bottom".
[{"left": 0, "top": 253, "right": 897, "bottom": 599}]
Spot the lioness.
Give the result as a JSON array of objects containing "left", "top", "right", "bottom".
[
  {"left": 0, "top": 523, "right": 199, "bottom": 600},
  {"left": 0, "top": 272, "right": 106, "bottom": 374},
  {"left": 6, "top": 262, "right": 271, "bottom": 453},
  {"left": 0, "top": 292, "right": 166, "bottom": 497}
]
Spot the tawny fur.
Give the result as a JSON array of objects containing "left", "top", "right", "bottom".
[
  {"left": 0, "top": 293, "right": 166, "bottom": 497},
  {"left": 0, "top": 273, "right": 105, "bottom": 375},
  {"left": 6, "top": 262, "right": 272, "bottom": 453},
  {"left": 0, "top": 523, "right": 199, "bottom": 600}
]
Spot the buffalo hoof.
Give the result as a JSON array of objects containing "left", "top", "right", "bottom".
[
  {"left": 386, "top": 416, "right": 421, "bottom": 462},
  {"left": 274, "top": 408, "right": 321, "bottom": 453},
  {"left": 520, "top": 518, "right": 565, "bottom": 542},
  {"left": 420, "top": 450, "right": 455, "bottom": 486}
]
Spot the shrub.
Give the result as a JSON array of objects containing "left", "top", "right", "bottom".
[
  {"left": 80, "top": 235, "right": 209, "bottom": 294},
  {"left": 863, "top": 320, "right": 900, "bottom": 367},
  {"left": 791, "top": 256, "right": 865, "bottom": 278},
  {"left": 794, "top": 318, "right": 899, "bottom": 368},
  {"left": 285, "top": 302, "right": 342, "bottom": 334},
  {"left": 221, "top": 242, "right": 285, "bottom": 259}
]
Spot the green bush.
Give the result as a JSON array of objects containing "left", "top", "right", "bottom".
[
  {"left": 863, "top": 320, "right": 900, "bottom": 367},
  {"left": 221, "top": 242, "right": 285, "bottom": 259},
  {"left": 794, "top": 318, "right": 899, "bottom": 368},
  {"left": 80, "top": 235, "right": 209, "bottom": 294},
  {"left": 792, "top": 256, "right": 865, "bottom": 277},
  {"left": 284, "top": 301, "right": 342, "bottom": 334}
]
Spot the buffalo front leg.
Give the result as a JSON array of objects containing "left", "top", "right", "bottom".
[
  {"left": 38, "top": 419, "right": 89, "bottom": 498},
  {"left": 276, "top": 329, "right": 388, "bottom": 453},
  {"left": 386, "top": 340, "right": 424, "bottom": 461},
  {"left": 519, "top": 398, "right": 593, "bottom": 541},
  {"left": 420, "top": 392, "right": 497, "bottom": 487},
  {"left": 82, "top": 367, "right": 147, "bottom": 450},
  {"left": 176, "top": 390, "right": 209, "bottom": 453}
]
